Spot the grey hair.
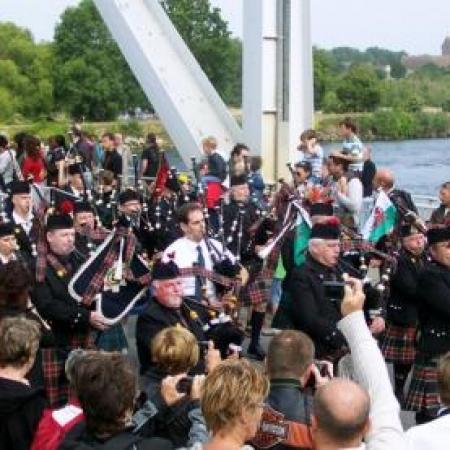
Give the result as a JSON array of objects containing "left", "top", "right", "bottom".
[{"left": 308, "top": 238, "right": 324, "bottom": 253}]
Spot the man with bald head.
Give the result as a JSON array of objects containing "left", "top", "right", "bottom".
[
  {"left": 373, "top": 168, "right": 417, "bottom": 214},
  {"left": 313, "top": 378, "right": 370, "bottom": 448},
  {"left": 310, "top": 276, "right": 405, "bottom": 450}
]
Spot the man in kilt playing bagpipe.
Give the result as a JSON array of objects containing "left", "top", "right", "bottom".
[
  {"left": 32, "top": 214, "right": 109, "bottom": 407},
  {"left": 405, "top": 223, "right": 450, "bottom": 424},
  {"left": 381, "top": 223, "right": 427, "bottom": 405}
]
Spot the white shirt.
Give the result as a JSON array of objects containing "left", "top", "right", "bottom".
[
  {"left": 338, "top": 311, "right": 405, "bottom": 450},
  {"left": 405, "top": 413, "right": 450, "bottom": 450},
  {"left": 0, "top": 252, "right": 15, "bottom": 265},
  {"left": 0, "top": 148, "right": 21, "bottom": 185},
  {"left": 163, "top": 236, "right": 235, "bottom": 298},
  {"left": 13, "top": 210, "right": 34, "bottom": 236}
]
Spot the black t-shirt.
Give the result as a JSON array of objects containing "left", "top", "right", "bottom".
[
  {"left": 141, "top": 145, "right": 159, "bottom": 178},
  {"left": 103, "top": 149, "right": 123, "bottom": 179},
  {"left": 362, "top": 159, "right": 376, "bottom": 198}
]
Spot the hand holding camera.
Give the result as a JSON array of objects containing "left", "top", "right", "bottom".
[
  {"left": 161, "top": 373, "right": 206, "bottom": 406},
  {"left": 340, "top": 274, "right": 365, "bottom": 317}
]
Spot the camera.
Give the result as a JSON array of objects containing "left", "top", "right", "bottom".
[
  {"left": 323, "top": 280, "right": 345, "bottom": 304},
  {"left": 176, "top": 376, "right": 193, "bottom": 395}
]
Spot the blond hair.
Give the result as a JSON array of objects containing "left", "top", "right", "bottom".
[
  {"left": 201, "top": 359, "right": 269, "bottom": 433},
  {"left": 201, "top": 136, "right": 217, "bottom": 149},
  {"left": 0, "top": 317, "right": 41, "bottom": 368},
  {"left": 151, "top": 326, "right": 199, "bottom": 375}
]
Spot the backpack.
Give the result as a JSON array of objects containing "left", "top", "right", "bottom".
[{"left": 30, "top": 403, "right": 84, "bottom": 450}]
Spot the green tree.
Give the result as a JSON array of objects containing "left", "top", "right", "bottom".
[
  {"left": 313, "top": 48, "right": 334, "bottom": 110},
  {"left": 160, "top": 0, "right": 238, "bottom": 104},
  {"left": 0, "top": 22, "right": 54, "bottom": 121},
  {"left": 53, "top": 0, "right": 149, "bottom": 120},
  {"left": 336, "top": 64, "right": 381, "bottom": 112}
]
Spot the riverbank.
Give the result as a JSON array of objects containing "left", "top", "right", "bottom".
[
  {"left": 316, "top": 110, "right": 450, "bottom": 141},
  {"left": 1, "top": 109, "right": 450, "bottom": 143}
]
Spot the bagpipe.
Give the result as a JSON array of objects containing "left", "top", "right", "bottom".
[{"left": 68, "top": 216, "right": 151, "bottom": 325}]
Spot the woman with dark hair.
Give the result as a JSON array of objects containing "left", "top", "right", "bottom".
[
  {"left": 46, "top": 135, "right": 67, "bottom": 187},
  {"left": 0, "top": 261, "right": 54, "bottom": 387},
  {"left": 21, "top": 136, "right": 46, "bottom": 184},
  {"left": 0, "top": 260, "right": 33, "bottom": 315}
]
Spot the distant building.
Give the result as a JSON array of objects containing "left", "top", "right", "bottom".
[{"left": 402, "top": 37, "right": 450, "bottom": 72}]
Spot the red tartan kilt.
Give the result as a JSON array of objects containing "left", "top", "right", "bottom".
[
  {"left": 381, "top": 324, "right": 417, "bottom": 364},
  {"left": 405, "top": 355, "right": 441, "bottom": 414},
  {"left": 239, "top": 268, "right": 272, "bottom": 307},
  {"left": 205, "top": 182, "right": 224, "bottom": 208},
  {"left": 41, "top": 332, "right": 96, "bottom": 408}
]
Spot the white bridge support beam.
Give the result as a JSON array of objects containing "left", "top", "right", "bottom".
[
  {"left": 93, "top": 0, "right": 243, "bottom": 167},
  {"left": 243, "top": 0, "right": 313, "bottom": 182}
]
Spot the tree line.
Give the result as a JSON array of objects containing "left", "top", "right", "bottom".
[{"left": 1, "top": 0, "right": 450, "bottom": 125}]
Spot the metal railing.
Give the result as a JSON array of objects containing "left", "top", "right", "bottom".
[{"left": 412, "top": 194, "right": 440, "bottom": 221}]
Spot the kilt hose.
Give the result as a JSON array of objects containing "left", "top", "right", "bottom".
[
  {"left": 381, "top": 323, "right": 417, "bottom": 365},
  {"left": 41, "top": 332, "right": 96, "bottom": 407},
  {"left": 405, "top": 353, "right": 441, "bottom": 416}
]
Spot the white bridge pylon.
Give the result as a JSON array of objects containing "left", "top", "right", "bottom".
[
  {"left": 93, "top": 0, "right": 243, "bottom": 167},
  {"left": 94, "top": 0, "right": 313, "bottom": 180}
]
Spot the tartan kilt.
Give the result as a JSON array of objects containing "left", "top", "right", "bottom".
[
  {"left": 239, "top": 268, "right": 272, "bottom": 307},
  {"left": 381, "top": 323, "right": 417, "bottom": 364},
  {"left": 41, "top": 331, "right": 96, "bottom": 408},
  {"left": 405, "top": 355, "right": 441, "bottom": 415}
]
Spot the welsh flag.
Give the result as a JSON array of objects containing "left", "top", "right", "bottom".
[
  {"left": 293, "top": 204, "right": 312, "bottom": 266},
  {"left": 362, "top": 191, "right": 397, "bottom": 243}
]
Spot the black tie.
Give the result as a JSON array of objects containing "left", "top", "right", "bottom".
[{"left": 195, "top": 245, "right": 205, "bottom": 301}]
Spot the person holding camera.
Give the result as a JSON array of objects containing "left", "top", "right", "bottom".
[
  {"left": 252, "top": 330, "right": 331, "bottom": 450},
  {"left": 281, "top": 219, "right": 347, "bottom": 362},
  {"left": 143, "top": 326, "right": 206, "bottom": 447},
  {"left": 311, "top": 275, "right": 405, "bottom": 450}
]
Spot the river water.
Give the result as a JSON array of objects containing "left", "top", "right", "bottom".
[
  {"left": 167, "top": 138, "right": 449, "bottom": 197},
  {"left": 323, "top": 138, "right": 450, "bottom": 196}
]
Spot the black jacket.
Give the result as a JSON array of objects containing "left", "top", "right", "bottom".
[
  {"left": 273, "top": 255, "right": 346, "bottom": 359},
  {"left": 142, "top": 367, "right": 198, "bottom": 447},
  {"left": 430, "top": 204, "right": 450, "bottom": 225},
  {"left": 10, "top": 213, "right": 39, "bottom": 261},
  {"left": 416, "top": 260, "right": 450, "bottom": 358},
  {"left": 207, "top": 152, "right": 227, "bottom": 181},
  {"left": 141, "top": 145, "right": 160, "bottom": 178},
  {"left": 0, "top": 377, "right": 47, "bottom": 450},
  {"left": 387, "top": 249, "right": 426, "bottom": 327},
  {"left": 362, "top": 159, "right": 376, "bottom": 198},
  {"left": 59, "top": 422, "right": 173, "bottom": 450},
  {"left": 103, "top": 149, "right": 123, "bottom": 179},
  {"left": 32, "top": 252, "right": 91, "bottom": 348},
  {"left": 136, "top": 298, "right": 209, "bottom": 375}
]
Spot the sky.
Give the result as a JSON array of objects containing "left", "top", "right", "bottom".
[{"left": 0, "top": 0, "right": 449, "bottom": 55}]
